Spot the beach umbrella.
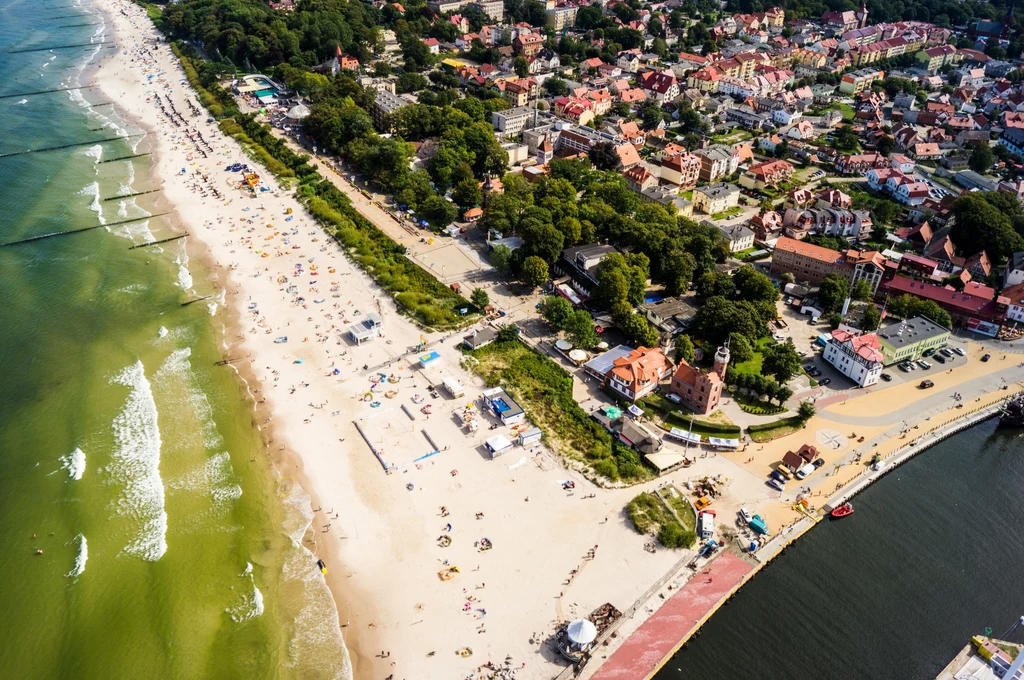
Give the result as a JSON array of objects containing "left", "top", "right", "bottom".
[{"left": 566, "top": 619, "right": 597, "bottom": 646}]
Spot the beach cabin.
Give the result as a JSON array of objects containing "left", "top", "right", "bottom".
[
  {"left": 347, "top": 312, "right": 383, "bottom": 344},
  {"left": 442, "top": 376, "right": 466, "bottom": 398},
  {"left": 782, "top": 450, "right": 805, "bottom": 472},
  {"left": 482, "top": 387, "right": 525, "bottom": 426},
  {"left": 463, "top": 327, "right": 498, "bottom": 350},
  {"left": 517, "top": 427, "right": 542, "bottom": 447},
  {"left": 485, "top": 433, "right": 513, "bottom": 457}
]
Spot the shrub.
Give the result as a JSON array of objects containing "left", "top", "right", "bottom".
[{"left": 658, "top": 522, "right": 695, "bottom": 549}]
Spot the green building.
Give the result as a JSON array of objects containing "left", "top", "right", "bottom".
[{"left": 876, "top": 316, "right": 951, "bottom": 365}]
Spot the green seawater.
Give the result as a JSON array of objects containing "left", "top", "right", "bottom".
[{"left": 0, "top": 2, "right": 348, "bottom": 677}]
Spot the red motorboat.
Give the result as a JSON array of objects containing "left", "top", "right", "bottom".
[{"left": 830, "top": 503, "right": 854, "bottom": 519}]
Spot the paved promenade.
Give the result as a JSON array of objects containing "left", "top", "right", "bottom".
[{"left": 590, "top": 552, "right": 753, "bottom": 680}]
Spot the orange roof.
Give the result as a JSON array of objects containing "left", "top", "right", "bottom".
[
  {"left": 615, "top": 143, "right": 643, "bottom": 167},
  {"left": 609, "top": 347, "right": 671, "bottom": 386},
  {"left": 774, "top": 236, "right": 844, "bottom": 264}
]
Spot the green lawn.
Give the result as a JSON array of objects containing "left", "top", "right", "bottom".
[
  {"left": 731, "top": 337, "right": 773, "bottom": 376},
  {"left": 836, "top": 102, "right": 855, "bottom": 121},
  {"left": 711, "top": 206, "right": 744, "bottom": 220}
]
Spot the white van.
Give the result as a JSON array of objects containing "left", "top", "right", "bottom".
[
  {"left": 698, "top": 511, "right": 715, "bottom": 541},
  {"left": 795, "top": 463, "right": 816, "bottom": 480}
]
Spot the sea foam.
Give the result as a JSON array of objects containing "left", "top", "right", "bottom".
[
  {"left": 110, "top": 361, "right": 167, "bottom": 562},
  {"left": 60, "top": 447, "right": 86, "bottom": 481},
  {"left": 67, "top": 534, "right": 88, "bottom": 578},
  {"left": 227, "top": 562, "right": 265, "bottom": 623},
  {"left": 78, "top": 182, "right": 104, "bottom": 225}
]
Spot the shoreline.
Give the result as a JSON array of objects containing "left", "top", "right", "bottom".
[{"left": 87, "top": 3, "right": 364, "bottom": 675}]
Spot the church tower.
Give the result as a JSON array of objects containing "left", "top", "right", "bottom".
[
  {"left": 857, "top": 2, "right": 869, "bottom": 29},
  {"left": 713, "top": 343, "right": 730, "bottom": 381}
]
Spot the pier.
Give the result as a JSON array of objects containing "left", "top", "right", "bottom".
[{"left": 0, "top": 213, "right": 170, "bottom": 248}]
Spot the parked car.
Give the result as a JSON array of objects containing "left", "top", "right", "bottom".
[
  {"left": 934, "top": 354, "right": 946, "bottom": 364},
  {"left": 917, "top": 360, "right": 932, "bottom": 370},
  {"left": 775, "top": 464, "right": 794, "bottom": 479},
  {"left": 954, "top": 347, "right": 966, "bottom": 357},
  {"left": 795, "top": 463, "right": 816, "bottom": 480},
  {"left": 898, "top": 363, "right": 911, "bottom": 372},
  {"left": 819, "top": 378, "right": 832, "bottom": 386},
  {"left": 880, "top": 373, "right": 892, "bottom": 381},
  {"left": 982, "top": 353, "right": 991, "bottom": 362},
  {"left": 940, "top": 348, "right": 954, "bottom": 357},
  {"left": 770, "top": 470, "right": 787, "bottom": 483},
  {"left": 738, "top": 507, "right": 753, "bottom": 524},
  {"left": 768, "top": 478, "right": 786, "bottom": 491},
  {"left": 919, "top": 379, "right": 934, "bottom": 388},
  {"left": 812, "top": 458, "right": 825, "bottom": 468}
]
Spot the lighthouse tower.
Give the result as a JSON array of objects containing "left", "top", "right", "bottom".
[{"left": 713, "top": 343, "right": 730, "bottom": 381}]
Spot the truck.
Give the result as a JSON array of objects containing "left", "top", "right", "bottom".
[
  {"left": 698, "top": 511, "right": 716, "bottom": 541},
  {"left": 749, "top": 514, "right": 770, "bottom": 536}
]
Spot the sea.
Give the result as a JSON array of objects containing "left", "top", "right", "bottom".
[
  {"left": 0, "top": 1, "right": 349, "bottom": 677},
  {"left": 658, "top": 418, "right": 1024, "bottom": 679}
]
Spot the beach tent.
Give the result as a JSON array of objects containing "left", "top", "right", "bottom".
[
  {"left": 566, "top": 619, "right": 597, "bottom": 647},
  {"left": 485, "top": 434, "right": 513, "bottom": 457},
  {"left": 286, "top": 104, "right": 310, "bottom": 121},
  {"left": 707, "top": 437, "right": 740, "bottom": 449}
]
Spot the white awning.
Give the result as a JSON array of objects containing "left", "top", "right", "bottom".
[{"left": 667, "top": 428, "right": 702, "bottom": 443}]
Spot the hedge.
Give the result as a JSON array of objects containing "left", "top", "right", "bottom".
[{"left": 746, "top": 415, "right": 805, "bottom": 433}]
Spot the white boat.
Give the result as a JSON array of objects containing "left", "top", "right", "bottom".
[{"left": 274, "top": 336, "right": 288, "bottom": 344}]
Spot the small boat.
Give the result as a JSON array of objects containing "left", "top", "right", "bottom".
[
  {"left": 316, "top": 559, "right": 327, "bottom": 574},
  {"left": 830, "top": 503, "right": 855, "bottom": 519},
  {"left": 274, "top": 336, "right": 288, "bottom": 344},
  {"left": 412, "top": 394, "right": 424, "bottom": 404}
]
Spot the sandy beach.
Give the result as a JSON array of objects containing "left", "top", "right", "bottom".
[{"left": 90, "top": 2, "right": 712, "bottom": 678}]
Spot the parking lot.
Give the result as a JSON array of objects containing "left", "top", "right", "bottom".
[{"left": 800, "top": 341, "right": 971, "bottom": 392}]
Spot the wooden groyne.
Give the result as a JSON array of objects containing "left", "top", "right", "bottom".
[
  {"left": 8, "top": 42, "right": 114, "bottom": 54},
  {"left": 0, "top": 134, "right": 142, "bottom": 159},
  {"left": 181, "top": 295, "right": 213, "bottom": 307},
  {"left": 100, "top": 153, "right": 150, "bottom": 163},
  {"left": 102, "top": 189, "right": 161, "bottom": 202},
  {"left": 0, "top": 85, "right": 96, "bottom": 100},
  {"left": 39, "top": 13, "right": 91, "bottom": 20},
  {"left": 58, "top": 23, "right": 104, "bottom": 28},
  {"left": 0, "top": 213, "right": 170, "bottom": 248},
  {"left": 129, "top": 233, "right": 186, "bottom": 249}
]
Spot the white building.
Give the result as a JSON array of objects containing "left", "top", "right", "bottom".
[{"left": 823, "top": 328, "right": 884, "bottom": 387}]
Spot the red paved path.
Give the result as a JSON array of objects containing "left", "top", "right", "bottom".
[{"left": 591, "top": 552, "right": 754, "bottom": 680}]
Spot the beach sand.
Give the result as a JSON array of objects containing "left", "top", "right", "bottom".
[{"left": 90, "top": 2, "right": 718, "bottom": 678}]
